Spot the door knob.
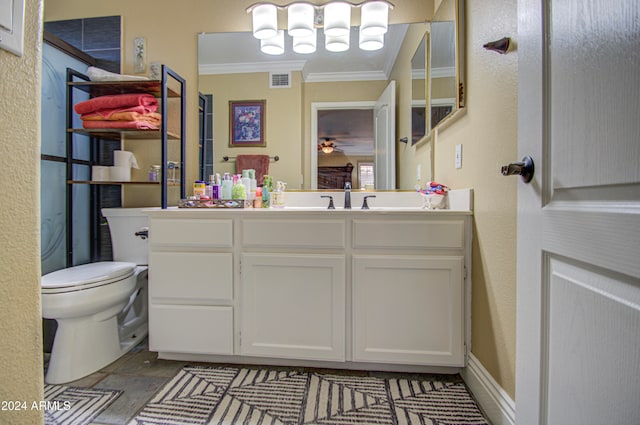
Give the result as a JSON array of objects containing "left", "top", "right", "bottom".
[{"left": 501, "top": 156, "right": 534, "bottom": 183}]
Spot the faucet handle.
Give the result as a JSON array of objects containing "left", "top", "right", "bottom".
[
  {"left": 320, "top": 195, "right": 335, "bottom": 209},
  {"left": 361, "top": 195, "right": 376, "bottom": 210},
  {"left": 344, "top": 182, "right": 351, "bottom": 190}
]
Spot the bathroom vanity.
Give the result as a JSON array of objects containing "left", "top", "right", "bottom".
[{"left": 144, "top": 190, "right": 472, "bottom": 372}]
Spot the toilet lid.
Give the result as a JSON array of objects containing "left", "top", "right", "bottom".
[{"left": 41, "top": 262, "right": 136, "bottom": 292}]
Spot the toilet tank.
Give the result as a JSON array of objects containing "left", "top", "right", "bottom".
[{"left": 101, "top": 208, "right": 149, "bottom": 265}]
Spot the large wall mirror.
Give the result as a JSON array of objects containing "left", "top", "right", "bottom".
[{"left": 197, "top": 0, "right": 465, "bottom": 189}]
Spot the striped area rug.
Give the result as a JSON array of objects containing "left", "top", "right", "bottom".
[
  {"left": 129, "top": 365, "right": 489, "bottom": 425},
  {"left": 44, "top": 385, "right": 122, "bottom": 425}
]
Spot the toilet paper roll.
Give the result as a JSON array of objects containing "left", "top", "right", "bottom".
[
  {"left": 110, "top": 166, "right": 131, "bottom": 182},
  {"left": 113, "top": 150, "right": 139, "bottom": 169},
  {"left": 92, "top": 166, "right": 110, "bottom": 181}
]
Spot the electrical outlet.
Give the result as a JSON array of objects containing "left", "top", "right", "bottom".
[{"left": 455, "top": 144, "right": 463, "bottom": 169}]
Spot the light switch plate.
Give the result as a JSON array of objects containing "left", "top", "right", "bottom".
[
  {"left": 455, "top": 144, "right": 463, "bottom": 169},
  {"left": 0, "top": 0, "right": 25, "bottom": 57}
]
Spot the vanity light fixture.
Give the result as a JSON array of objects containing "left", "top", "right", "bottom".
[
  {"left": 293, "top": 28, "right": 318, "bottom": 54},
  {"left": 358, "top": 29, "right": 384, "bottom": 51},
  {"left": 247, "top": 0, "right": 393, "bottom": 55},
  {"left": 260, "top": 30, "right": 285, "bottom": 55}
]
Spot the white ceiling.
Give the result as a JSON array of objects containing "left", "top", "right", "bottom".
[{"left": 198, "top": 24, "right": 409, "bottom": 82}]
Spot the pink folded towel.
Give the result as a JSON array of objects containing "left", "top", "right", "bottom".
[
  {"left": 74, "top": 93, "right": 158, "bottom": 116},
  {"left": 236, "top": 154, "right": 270, "bottom": 184},
  {"left": 82, "top": 120, "right": 158, "bottom": 130}
]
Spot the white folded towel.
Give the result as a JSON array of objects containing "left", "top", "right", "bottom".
[{"left": 87, "top": 66, "right": 150, "bottom": 82}]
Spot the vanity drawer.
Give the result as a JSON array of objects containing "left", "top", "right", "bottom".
[
  {"left": 353, "top": 219, "right": 465, "bottom": 250},
  {"left": 149, "top": 305, "right": 233, "bottom": 355},
  {"left": 150, "top": 218, "right": 233, "bottom": 247},
  {"left": 150, "top": 252, "right": 233, "bottom": 302},
  {"left": 242, "top": 219, "right": 345, "bottom": 249}
]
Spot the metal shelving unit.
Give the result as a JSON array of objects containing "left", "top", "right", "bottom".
[{"left": 65, "top": 65, "right": 186, "bottom": 264}]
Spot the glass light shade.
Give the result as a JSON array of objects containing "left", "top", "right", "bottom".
[
  {"left": 252, "top": 4, "right": 278, "bottom": 40},
  {"left": 288, "top": 3, "right": 315, "bottom": 38},
  {"left": 359, "top": 29, "right": 384, "bottom": 51},
  {"left": 322, "top": 146, "right": 334, "bottom": 154},
  {"left": 324, "top": 2, "right": 351, "bottom": 37},
  {"left": 293, "top": 28, "right": 317, "bottom": 54},
  {"left": 260, "top": 30, "right": 285, "bottom": 55},
  {"left": 325, "top": 32, "right": 350, "bottom": 52},
  {"left": 360, "top": 1, "right": 389, "bottom": 36}
]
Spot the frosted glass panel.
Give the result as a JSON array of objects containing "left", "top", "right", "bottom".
[
  {"left": 41, "top": 43, "right": 89, "bottom": 158},
  {"left": 41, "top": 161, "right": 66, "bottom": 275}
]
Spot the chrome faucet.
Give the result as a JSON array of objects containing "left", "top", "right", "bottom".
[{"left": 344, "top": 182, "right": 351, "bottom": 209}]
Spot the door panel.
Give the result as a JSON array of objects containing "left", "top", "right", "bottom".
[
  {"left": 516, "top": 0, "right": 640, "bottom": 423},
  {"left": 544, "top": 258, "right": 640, "bottom": 424},
  {"left": 375, "top": 80, "right": 396, "bottom": 190}
]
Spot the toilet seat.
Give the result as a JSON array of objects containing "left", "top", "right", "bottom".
[{"left": 42, "top": 262, "right": 136, "bottom": 294}]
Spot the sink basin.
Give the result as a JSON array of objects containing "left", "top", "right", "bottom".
[{"left": 278, "top": 189, "right": 472, "bottom": 212}]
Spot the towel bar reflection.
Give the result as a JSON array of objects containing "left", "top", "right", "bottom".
[{"left": 223, "top": 155, "right": 280, "bottom": 162}]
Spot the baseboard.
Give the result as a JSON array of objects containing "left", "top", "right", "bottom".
[{"left": 461, "top": 353, "right": 516, "bottom": 425}]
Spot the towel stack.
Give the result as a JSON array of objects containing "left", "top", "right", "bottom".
[{"left": 74, "top": 93, "right": 161, "bottom": 130}]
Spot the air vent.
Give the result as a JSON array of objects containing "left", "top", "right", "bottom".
[{"left": 270, "top": 72, "right": 291, "bottom": 89}]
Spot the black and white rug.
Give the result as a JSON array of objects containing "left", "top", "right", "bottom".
[
  {"left": 44, "top": 385, "right": 122, "bottom": 425},
  {"left": 129, "top": 365, "right": 489, "bottom": 425}
]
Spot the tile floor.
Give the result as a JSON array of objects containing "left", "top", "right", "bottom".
[{"left": 46, "top": 339, "right": 472, "bottom": 424}]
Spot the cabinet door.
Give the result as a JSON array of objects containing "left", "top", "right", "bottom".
[
  {"left": 241, "top": 253, "right": 346, "bottom": 362},
  {"left": 352, "top": 255, "right": 464, "bottom": 366}
]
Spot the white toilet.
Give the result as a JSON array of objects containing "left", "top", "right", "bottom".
[{"left": 42, "top": 208, "right": 149, "bottom": 384}]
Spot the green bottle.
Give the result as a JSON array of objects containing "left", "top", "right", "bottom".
[{"left": 262, "top": 175, "right": 270, "bottom": 208}]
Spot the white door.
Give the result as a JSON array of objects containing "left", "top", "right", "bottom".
[
  {"left": 515, "top": 1, "right": 640, "bottom": 424},
  {"left": 374, "top": 80, "right": 396, "bottom": 189}
]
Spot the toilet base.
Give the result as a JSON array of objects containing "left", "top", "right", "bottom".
[{"left": 45, "top": 317, "right": 148, "bottom": 385}]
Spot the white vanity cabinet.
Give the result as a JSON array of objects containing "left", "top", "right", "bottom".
[{"left": 144, "top": 207, "right": 472, "bottom": 373}]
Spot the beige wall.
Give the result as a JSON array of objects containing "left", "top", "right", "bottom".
[
  {"left": 0, "top": 0, "right": 45, "bottom": 423},
  {"left": 434, "top": 0, "right": 518, "bottom": 398},
  {"left": 42, "top": 0, "right": 518, "bottom": 402}
]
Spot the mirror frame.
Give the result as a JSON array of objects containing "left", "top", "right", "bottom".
[
  {"left": 418, "top": 0, "right": 465, "bottom": 144},
  {"left": 410, "top": 32, "right": 428, "bottom": 146}
]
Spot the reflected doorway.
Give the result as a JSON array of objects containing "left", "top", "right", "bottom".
[{"left": 316, "top": 108, "right": 374, "bottom": 189}]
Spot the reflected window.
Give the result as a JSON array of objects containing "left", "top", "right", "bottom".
[{"left": 358, "top": 162, "right": 375, "bottom": 189}]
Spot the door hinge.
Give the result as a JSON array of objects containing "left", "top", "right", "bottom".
[{"left": 463, "top": 265, "right": 468, "bottom": 280}]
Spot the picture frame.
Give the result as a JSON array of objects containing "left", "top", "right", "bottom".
[{"left": 229, "top": 100, "right": 266, "bottom": 147}]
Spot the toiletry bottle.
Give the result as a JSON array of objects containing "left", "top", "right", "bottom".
[
  {"left": 254, "top": 187, "right": 262, "bottom": 208},
  {"left": 221, "top": 173, "right": 233, "bottom": 199},
  {"left": 272, "top": 181, "right": 286, "bottom": 208},
  {"left": 232, "top": 174, "right": 247, "bottom": 200},
  {"left": 262, "top": 175, "right": 271, "bottom": 208},
  {"left": 248, "top": 169, "right": 257, "bottom": 196},
  {"left": 241, "top": 170, "right": 251, "bottom": 200},
  {"left": 193, "top": 180, "right": 206, "bottom": 198}
]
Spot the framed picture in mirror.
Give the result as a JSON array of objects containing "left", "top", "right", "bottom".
[{"left": 229, "top": 100, "right": 266, "bottom": 147}]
